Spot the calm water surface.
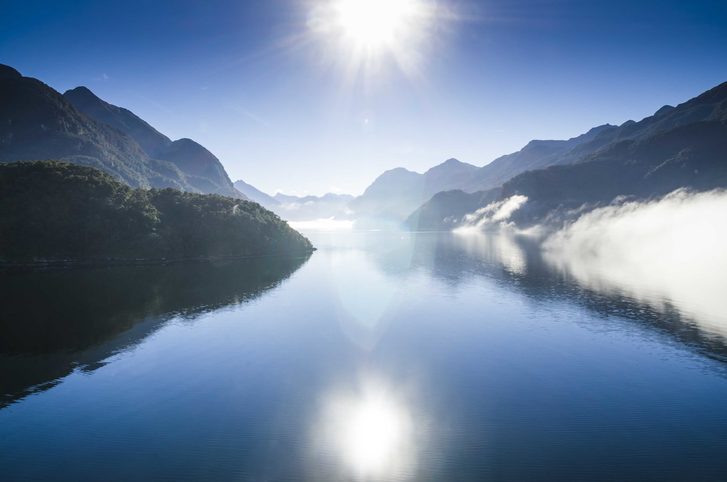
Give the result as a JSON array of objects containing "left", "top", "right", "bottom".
[{"left": 1, "top": 231, "right": 727, "bottom": 481}]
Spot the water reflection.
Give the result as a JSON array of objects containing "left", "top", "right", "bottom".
[
  {"left": 449, "top": 231, "right": 727, "bottom": 359},
  {"left": 317, "top": 230, "right": 727, "bottom": 362},
  {"left": 312, "top": 375, "right": 421, "bottom": 481},
  {"left": 318, "top": 232, "right": 422, "bottom": 351},
  {"left": 0, "top": 256, "right": 310, "bottom": 408},
  {"left": 453, "top": 228, "right": 527, "bottom": 275},
  {"left": 2, "top": 231, "right": 727, "bottom": 480}
]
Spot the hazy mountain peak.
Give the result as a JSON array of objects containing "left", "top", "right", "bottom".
[
  {"left": 442, "top": 157, "right": 463, "bottom": 165},
  {"left": 424, "top": 157, "right": 477, "bottom": 174},
  {"left": 234, "top": 179, "right": 278, "bottom": 207},
  {"left": 654, "top": 105, "right": 675, "bottom": 116},
  {"left": 385, "top": 166, "right": 417, "bottom": 175},
  {"left": 0, "top": 64, "right": 22, "bottom": 79}
]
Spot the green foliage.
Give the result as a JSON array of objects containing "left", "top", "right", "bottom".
[{"left": 0, "top": 161, "right": 313, "bottom": 262}]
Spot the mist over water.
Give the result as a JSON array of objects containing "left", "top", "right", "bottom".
[
  {"left": 542, "top": 189, "right": 727, "bottom": 339},
  {"left": 455, "top": 188, "right": 727, "bottom": 340}
]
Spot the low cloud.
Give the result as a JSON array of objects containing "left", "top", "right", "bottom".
[
  {"left": 543, "top": 189, "right": 727, "bottom": 338},
  {"left": 456, "top": 195, "right": 528, "bottom": 232}
]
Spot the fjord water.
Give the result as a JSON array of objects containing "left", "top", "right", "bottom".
[{"left": 1, "top": 231, "right": 727, "bottom": 481}]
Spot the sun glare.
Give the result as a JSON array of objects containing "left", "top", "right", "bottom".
[
  {"left": 308, "top": 0, "right": 438, "bottom": 81},
  {"left": 344, "top": 393, "right": 405, "bottom": 475},
  {"left": 314, "top": 378, "right": 418, "bottom": 479},
  {"left": 334, "top": 0, "right": 420, "bottom": 49}
]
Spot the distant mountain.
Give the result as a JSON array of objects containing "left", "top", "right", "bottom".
[
  {"left": 272, "top": 192, "right": 354, "bottom": 221},
  {"left": 352, "top": 129, "right": 619, "bottom": 223},
  {"left": 407, "top": 189, "right": 501, "bottom": 231},
  {"left": 408, "top": 81, "right": 727, "bottom": 230},
  {"left": 234, "top": 179, "right": 356, "bottom": 221},
  {"left": 350, "top": 158, "right": 478, "bottom": 221},
  {"left": 64, "top": 85, "right": 241, "bottom": 198},
  {"left": 234, "top": 179, "right": 279, "bottom": 207},
  {"left": 504, "top": 119, "right": 727, "bottom": 227},
  {"left": 461, "top": 124, "right": 616, "bottom": 192},
  {"left": 274, "top": 192, "right": 354, "bottom": 204}
]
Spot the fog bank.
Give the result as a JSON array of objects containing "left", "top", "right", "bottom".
[{"left": 543, "top": 189, "right": 727, "bottom": 338}]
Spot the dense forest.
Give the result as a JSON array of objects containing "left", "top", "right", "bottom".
[{"left": 0, "top": 161, "right": 313, "bottom": 264}]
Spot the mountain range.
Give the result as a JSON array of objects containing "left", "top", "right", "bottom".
[
  {"left": 0, "top": 64, "right": 243, "bottom": 199},
  {"left": 234, "top": 179, "right": 354, "bottom": 222},
  {"left": 349, "top": 158, "right": 479, "bottom": 222},
  {"left": 3, "top": 62, "right": 725, "bottom": 231},
  {"left": 407, "top": 81, "right": 727, "bottom": 230}
]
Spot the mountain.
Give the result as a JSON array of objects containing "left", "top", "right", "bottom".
[
  {"left": 63, "top": 86, "right": 171, "bottom": 156},
  {"left": 153, "top": 138, "right": 241, "bottom": 197},
  {"left": 64, "top": 85, "right": 241, "bottom": 198},
  {"left": 504, "top": 120, "right": 727, "bottom": 226},
  {"left": 271, "top": 192, "right": 354, "bottom": 221},
  {"left": 0, "top": 161, "right": 313, "bottom": 263},
  {"left": 0, "top": 63, "right": 244, "bottom": 198},
  {"left": 234, "top": 179, "right": 356, "bottom": 221},
  {"left": 0, "top": 64, "right": 190, "bottom": 190},
  {"left": 274, "top": 192, "right": 354, "bottom": 204},
  {"left": 350, "top": 158, "right": 478, "bottom": 221},
  {"left": 407, "top": 189, "right": 501, "bottom": 231},
  {"left": 461, "top": 124, "right": 616, "bottom": 192},
  {"left": 408, "top": 80, "right": 727, "bottom": 230},
  {"left": 352, "top": 128, "right": 615, "bottom": 224},
  {"left": 234, "top": 179, "right": 280, "bottom": 207}
]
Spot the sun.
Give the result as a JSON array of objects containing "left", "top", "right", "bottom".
[
  {"left": 307, "top": 0, "right": 441, "bottom": 82},
  {"left": 334, "top": 0, "right": 421, "bottom": 50}
]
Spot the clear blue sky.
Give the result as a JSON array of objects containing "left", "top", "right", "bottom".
[{"left": 2, "top": 0, "right": 726, "bottom": 195}]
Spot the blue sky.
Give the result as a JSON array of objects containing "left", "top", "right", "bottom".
[{"left": 2, "top": 0, "right": 726, "bottom": 195}]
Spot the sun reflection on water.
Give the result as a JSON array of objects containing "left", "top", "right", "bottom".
[{"left": 313, "top": 377, "right": 419, "bottom": 480}]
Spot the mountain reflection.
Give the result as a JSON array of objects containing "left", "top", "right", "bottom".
[
  {"left": 0, "top": 256, "right": 310, "bottom": 408},
  {"left": 351, "top": 231, "right": 727, "bottom": 363}
]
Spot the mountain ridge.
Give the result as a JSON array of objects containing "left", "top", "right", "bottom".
[
  {"left": 63, "top": 85, "right": 242, "bottom": 198},
  {"left": 407, "top": 80, "right": 727, "bottom": 230}
]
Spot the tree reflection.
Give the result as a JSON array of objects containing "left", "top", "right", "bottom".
[{"left": 0, "top": 255, "right": 310, "bottom": 408}]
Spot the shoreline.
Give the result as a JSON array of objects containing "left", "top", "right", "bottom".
[{"left": 0, "top": 249, "right": 316, "bottom": 272}]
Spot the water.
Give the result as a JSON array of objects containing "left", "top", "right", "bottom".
[{"left": 1, "top": 231, "right": 726, "bottom": 481}]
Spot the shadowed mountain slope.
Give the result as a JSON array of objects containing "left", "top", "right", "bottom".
[{"left": 64, "top": 85, "right": 241, "bottom": 198}]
